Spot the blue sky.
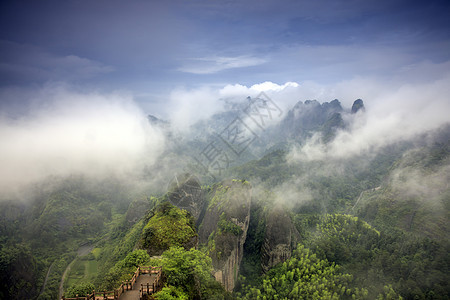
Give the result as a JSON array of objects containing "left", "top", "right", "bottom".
[
  {"left": 1, "top": 0, "right": 449, "bottom": 114},
  {"left": 1, "top": 0, "right": 450, "bottom": 196}
]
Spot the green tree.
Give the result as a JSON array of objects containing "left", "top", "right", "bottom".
[
  {"left": 159, "top": 246, "right": 226, "bottom": 299},
  {"left": 65, "top": 282, "right": 95, "bottom": 298},
  {"left": 0, "top": 243, "right": 39, "bottom": 300},
  {"left": 140, "top": 203, "right": 197, "bottom": 254},
  {"left": 240, "top": 245, "right": 367, "bottom": 300},
  {"left": 376, "top": 285, "right": 402, "bottom": 300},
  {"left": 121, "top": 249, "right": 150, "bottom": 268},
  {"left": 102, "top": 249, "right": 150, "bottom": 290},
  {"left": 155, "top": 286, "right": 189, "bottom": 300}
]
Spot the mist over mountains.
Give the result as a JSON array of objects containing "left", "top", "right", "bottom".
[
  {"left": 1, "top": 74, "right": 449, "bottom": 201},
  {"left": 1, "top": 0, "right": 450, "bottom": 298},
  {"left": 1, "top": 86, "right": 449, "bottom": 299}
]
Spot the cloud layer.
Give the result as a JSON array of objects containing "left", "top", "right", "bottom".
[
  {"left": 164, "top": 57, "right": 450, "bottom": 144},
  {"left": 288, "top": 72, "right": 450, "bottom": 162},
  {"left": 0, "top": 85, "right": 165, "bottom": 198},
  {"left": 178, "top": 55, "right": 267, "bottom": 74},
  {"left": 164, "top": 80, "right": 303, "bottom": 130}
]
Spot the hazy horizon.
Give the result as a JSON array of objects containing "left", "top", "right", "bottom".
[{"left": 1, "top": 0, "right": 450, "bottom": 198}]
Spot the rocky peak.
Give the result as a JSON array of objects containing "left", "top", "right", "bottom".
[
  {"left": 167, "top": 173, "right": 204, "bottom": 222},
  {"left": 278, "top": 99, "right": 343, "bottom": 141},
  {"left": 323, "top": 99, "right": 343, "bottom": 114},
  {"left": 147, "top": 114, "right": 170, "bottom": 127},
  {"left": 199, "top": 179, "right": 252, "bottom": 291},
  {"left": 351, "top": 99, "right": 365, "bottom": 114},
  {"left": 304, "top": 99, "right": 321, "bottom": 107}
]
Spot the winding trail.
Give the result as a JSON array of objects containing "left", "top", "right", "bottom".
[
  {"left": 350, "top": 186, "right": 381, "bottom": 213},
  {"left": 58, "top": 244, "right": 94, "bottom": 300},
  {"left": 38, "top": 261, "right": 54, "bottom": 298}
]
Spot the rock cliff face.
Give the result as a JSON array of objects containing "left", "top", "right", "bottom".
[
  {"left": 261, "top": 207, "right": 300, "bottom": 273},
  {"left": 199, "top": 180, "right": 252, "bottom": 291},
  {"left": 125, "top": 198, "right": 150, "bottom": 224},
  {"left": 351, "top": 99, "right": 365, "bottom": 114},
  {"left": 278, "top": 99, "right": 344, "bottom": 141},
  {"left": 167, "top": 173, "right": 204, "bottom": 222}
]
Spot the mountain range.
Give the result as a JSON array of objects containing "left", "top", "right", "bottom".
[{"left": 1, "top": 97, "right": 449, "bottom": 300}]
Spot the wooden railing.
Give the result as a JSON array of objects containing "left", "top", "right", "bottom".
[
  {"left": 139, "top": 266, "right": 162, "bottom": 300},
  {"left": 61, "top": 266, "right": 162, "bottom": 300}
]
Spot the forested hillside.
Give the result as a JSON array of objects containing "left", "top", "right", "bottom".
[{"left": 1, "top": 99, "right": 449, "bottom": 300}]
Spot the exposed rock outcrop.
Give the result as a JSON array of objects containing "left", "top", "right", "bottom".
[
  {"left": 167, "top": 173, "right": 204, "bottom": 222},
  {"left": 199, "top": 179, "right": 252, "bottom": 291},
  {"left": 351, "top": 99, "right": 365, "bottom": 114},
  {"left": 147, "top": 114, "right": 171, "bottom": 131},
  {"left": 278, "top": 99, "right": 343, "bottom": 141},
  {"left": 261, "top": 207, "right": 300, "bottom": 273},
  {"left": 125, "top": 198, "right": 150, "bottom": 224},
  {"left": 321, "top": 112, "right": 345, "bottom": 143}
]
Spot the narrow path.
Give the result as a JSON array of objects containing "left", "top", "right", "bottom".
[
  {"left": 77, "top": 244, "right": 94, "bottom": 256},
  {"left": 58, "top": 258, "right": 75, "bottom": 300},
  {"left": 118, "top": 274, "right": 156, "bottom": 300},
  {"left": 38, "top": 261, "right": 54, "bottom": 298},
  {"left": 350, "top": 186, "right": 381, "bottom": 213},
  {"left": 351, "top": 190, "right": 366, "bottom": 213},
  {"left": 58, "top": 244, "right": 94, "bottom": 299}
]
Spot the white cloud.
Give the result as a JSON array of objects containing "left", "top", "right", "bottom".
[
  {"left": 250, "top": 81, "right": 299, "bottom": 92},
  {"left": 178, "top": 55, "right": 266, "bottom": 74},
  {"left": 219, "top": 84, "right": 252, "bottom": 97},
  {"left": 0, "top": 85, "right": 165, "bottom": 197},
  {"left": 165, "top": 86, "right": 224, "bottom": 130},
  {"left": 288, "top": 71, "right": 450, "bottom": 162},
  {"left": 165, "top": 58, "right": 450, "bottom": 149},
  {"left": 165, "top": 81, "right": 302, "bottom": 130}
]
